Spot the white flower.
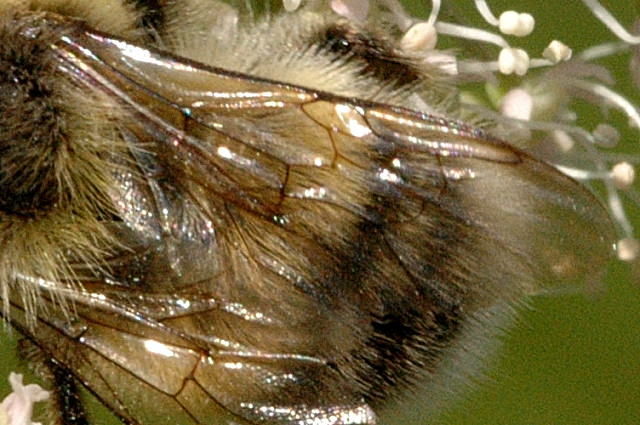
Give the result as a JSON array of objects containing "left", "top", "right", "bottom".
[{"left": 0, "top": 373, "right": 49, "bottom": 425}]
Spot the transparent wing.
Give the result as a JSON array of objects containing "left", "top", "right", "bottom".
[
  {"left": 8, "top": 241, "right": 374, "bottom": 425},
  {"left": 9, "top": 13, "right": 615, "bottom": 425}
]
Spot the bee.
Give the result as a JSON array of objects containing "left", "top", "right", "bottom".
[{"left": 0, "top": 1, "right": 616, "bottom": 424}]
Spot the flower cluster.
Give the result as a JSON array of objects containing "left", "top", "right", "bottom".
[{"left": 288, "top": 0, "right": 640, "bottom": 262}]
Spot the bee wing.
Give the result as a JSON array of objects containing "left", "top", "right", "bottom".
[
  {"left": 11, "top": 14, "right": 615, "bottom": 425},
  {"left": 63, "top": 21, "right": 611, "bottom": 301},
  {"left": 9, "top": 255, "right": 374, "bottom": 425}
]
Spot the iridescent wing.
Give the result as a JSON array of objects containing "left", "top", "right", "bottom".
[{"left": 7, "top": 13, "right": 614, "bottom": 425}]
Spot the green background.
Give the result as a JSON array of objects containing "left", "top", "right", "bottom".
[{"left": 1, "top": 1, "right": 639, "bottom": 425}]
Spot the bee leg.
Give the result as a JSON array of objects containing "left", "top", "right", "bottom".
[
  {"left": 47, "top": 361, "right": 89, "bottom": 425},
  {"left": 17, "top": 339, "right": 88, "bottom": 425}
]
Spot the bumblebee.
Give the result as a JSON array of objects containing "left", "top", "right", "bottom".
[{"left": 0, "top": 1, "right": 614, "bottom": 424}]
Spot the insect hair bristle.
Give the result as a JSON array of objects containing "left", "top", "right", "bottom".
[
  {"left": 7, "top": 0, "right": 145, "bottom": 40},
  {"left": 0, "top": 11, "right": 133, "bottom": 326}
]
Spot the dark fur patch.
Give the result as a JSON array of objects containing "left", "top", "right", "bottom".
[
  {"left": 0, "top": 13, "right": 67, "bottom": 216},
  {"left": 124, "top": 0, "right": 166, "bottom": 39},
  {"left": 313, "top": 22, "right": 422, "bottom": 88}
]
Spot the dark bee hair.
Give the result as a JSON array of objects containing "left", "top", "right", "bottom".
[{"left": 0, "top": 1, "right": 614, "bottom": 424}]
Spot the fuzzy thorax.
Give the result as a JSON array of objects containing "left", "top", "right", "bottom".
[{"left": 0, "top": 11, "right": 127, "bottom": 324}]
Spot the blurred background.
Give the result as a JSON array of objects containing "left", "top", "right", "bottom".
[{"left": 1, "top": 1, "right": 639, "bottom": 425}]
